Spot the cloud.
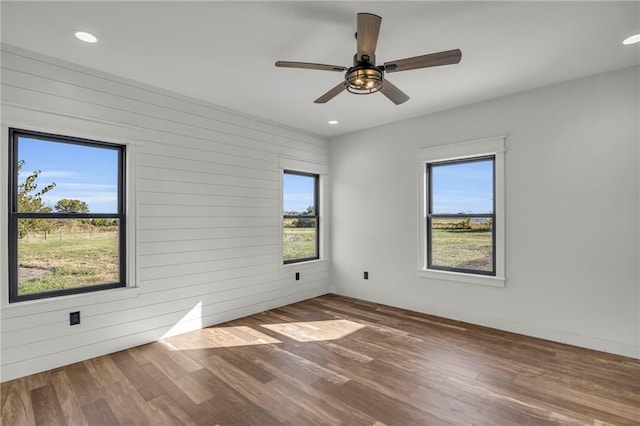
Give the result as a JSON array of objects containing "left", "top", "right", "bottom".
[{"left": 39, "top": 182, "right": 118, "bottom": 212}]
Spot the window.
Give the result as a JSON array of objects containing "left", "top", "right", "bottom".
[
  {"left": 427, "top": 156, "right": 495, "bottom": 275},
  {"left": 8, "top": 128, "right": 126, "bottom": 302},
  {"left": 418, "top": 136, "right": 505, "bottom": 287},
  {"left": 283, "top": 170, "right": 319, "bottom": 264}
]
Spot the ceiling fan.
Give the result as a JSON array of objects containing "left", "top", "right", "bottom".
[{"left": 275, "top": 12, "right": 462, "bottom": 105}]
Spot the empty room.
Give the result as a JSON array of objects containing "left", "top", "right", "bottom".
[{"left": 1, "top": 1, "right": 639, "bottom": 425}]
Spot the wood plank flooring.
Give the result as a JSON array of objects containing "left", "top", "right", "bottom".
[{"left": 2, "top": 294, "right": 639, "bottom": 425}]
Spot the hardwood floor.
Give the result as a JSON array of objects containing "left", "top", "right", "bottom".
[{"left": 2, "top": 294, "right": 639, "bottom": 425}]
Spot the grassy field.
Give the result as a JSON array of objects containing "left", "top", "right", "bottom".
[
  {"left": 18, "top": 230, "right": 119, "bottom": 295},
  {"left": 431, "top": 229, "right": 492, "bottom": 271},
  {"left": 283, "top": 226, "right": 492, "bottom": 271},
  {"left": 18, "top": 226, "right": 489, "bottom": 296},
  {"left": 283, "top": 227, "right": 317, "bottom": 261}
]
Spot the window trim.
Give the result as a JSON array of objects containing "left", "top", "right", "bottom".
[
  {"left": 417, "top": 136, "right": 506, "bottom": 287},
  {"left": 8, "top": 128, "right": 127, "bottom": 302},
  {"left": 283, "top": 169, "right": 320, "bottom": 264},
  {"left": 279, "top": 156, "right": 328, "bottom": 268}
]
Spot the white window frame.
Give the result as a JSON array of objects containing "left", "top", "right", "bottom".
[
  {"left": 417, "top": 136, "right": 506, "bottom": 287},
  {"left": 279, "top": 156, "right": 328, "bottom": 267},
  {"left": 0, "top": 104, "right": 140, "bottom": 311}
]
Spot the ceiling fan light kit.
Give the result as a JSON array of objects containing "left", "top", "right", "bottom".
[
  {"left": 346, "top": 65, "right": 383, "bottom": 94},
  {"left": 275, "top": 12, "right": 462, "bottom": 105}
]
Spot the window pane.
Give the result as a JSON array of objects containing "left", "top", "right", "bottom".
[
  {"left": 283, "top": 218, "right": 317, "bottom": 261},
  {"left": 431, "top": 217, "right": 493, "bottom": 272},
  {"left": 284, "top": 173, "right": 316, "bottom": 216},
  {"left": 17, "top": 137, "right": 119, "bottom": 214},
  {"left": 17, "top": 218, "right": 120, "bottom": 296},
  {"left": 431, "top": 159, "right": 493, "bottom": 214}
]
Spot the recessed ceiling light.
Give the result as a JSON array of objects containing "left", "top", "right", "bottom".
[
  {"left": 623, "top": 34, "right": 640, "bottom": 45},
  {"left": 328, "top": 120, "right": 339, "bottom": 125},
  {"left": 73, "top": 30, "right": 98, "bottom": 43}
]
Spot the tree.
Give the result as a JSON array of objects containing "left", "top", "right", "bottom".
[
  {"left": 91, "top": 218, "right": 118, "bottom": 228},
  {"left": 16, "top": 160, "right": 56, "bottom": 238},
  {"left": 54, "top": 199, "right": 91, "bottom": 231},
  {"left": 55, "top": 199, "right": 89, "bottom": 213},
  {"left": 295, "top": 205, "right": 316, "bottom": 228}
]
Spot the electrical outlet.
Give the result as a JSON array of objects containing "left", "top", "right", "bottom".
[
  {"left": 295, "top": 272, "right": 300, "bottom": 281},
  {"left": 70, "top": 311, "right": 80, "bottom": 326},
  {"left": 364, "top": 271, "right": 369, "bottom": 280}
]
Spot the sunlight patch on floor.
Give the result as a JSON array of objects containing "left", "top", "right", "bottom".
[
  {"left": 260, "top": 319, "right": 365, "bottom": 342},
  {"left": 165, "top": 325, "right": 281, "bottom": 350}
]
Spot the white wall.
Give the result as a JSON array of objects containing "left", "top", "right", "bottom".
[
  {"left": 0, "top": 45, "right": 331, "bottom": 381},
  {"left": 0, "top": 46, "right": 637, "bottom": 383},
  {"left": 330, "top": 66, "right": 640, "bottom": 358}
]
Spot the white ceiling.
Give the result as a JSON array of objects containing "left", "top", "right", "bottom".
[{"left": 1, "top": 1, "right": 639, "bottom": 137}]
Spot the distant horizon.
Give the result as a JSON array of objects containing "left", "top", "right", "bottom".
[{"left": 17, "top": 137, "right": 492, "bottom": 215}]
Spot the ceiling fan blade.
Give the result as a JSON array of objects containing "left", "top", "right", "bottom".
[
  {"left": 384, "top": 49, "right": 462, "bottom": 73},
  {"left": 314, "top": 82, "right": 347, "bottom": 104},
  {"left": 356, "top": 13, "right": 382, "bottom": 62},
  {"left": 380, "top": 79, "right": 409, "bottom": 105},
  {"left": 275, "top": 61, "right": 347, "bottom": 72}
]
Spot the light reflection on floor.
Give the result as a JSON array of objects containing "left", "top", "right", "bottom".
[
  {"left": 260, "top": 319, "right": 365, "bottom": 342},
  {"left": 165, "top": 325, "right": 281, "bottom": 350},
  {"left": 164, "top": 319, "right": 366, "bottom": 350}
]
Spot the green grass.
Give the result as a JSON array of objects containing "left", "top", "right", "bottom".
[
  {"left": 18, "top": 231, "right": 119, "bottom": 295},
  {"left": 431, "top": 229, "right": 492, "bottom": 271},
  {"left": 18, "top": 226, "right": 489, "bottom": 296},
  {"left": 283, "top": 227, "right": 317, "bottom": 261}
]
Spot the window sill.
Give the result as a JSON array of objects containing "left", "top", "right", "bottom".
[
  {"left": 282, "top": 259, "right": 327, "bottom": 269},
  {"left": 1, "top": 286, "right": 140, "bottom": 318},
  {"left": 418, "top": 269, "right": 506, "bottom": 288}
]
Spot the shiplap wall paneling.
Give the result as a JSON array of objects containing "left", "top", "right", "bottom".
[{"left": 0, "top": 45, "right": 330, "bottom": 382}]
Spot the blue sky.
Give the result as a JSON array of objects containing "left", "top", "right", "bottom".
[
  {"left": 432, "top": 159, "right": 493, "bottom": 214},
  {"left": 283, "top": 173, "right": 315, "bottom": 214},
  {"left": 283, "top": 163, "right": 492, "bottom": 215},
  {"left": 18, "top": 137, "right": 119, "bottom": 213},
  {"left": 18, "top": 136, "right": 490, "bottom": 215}
]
